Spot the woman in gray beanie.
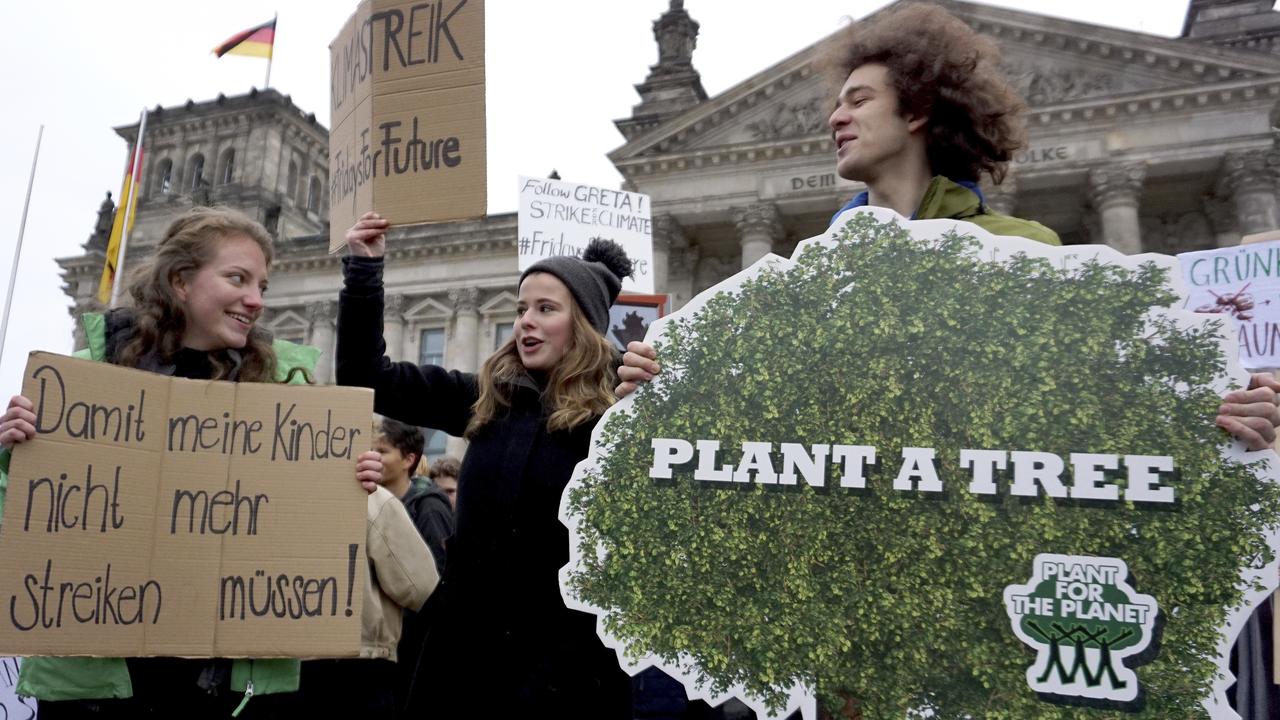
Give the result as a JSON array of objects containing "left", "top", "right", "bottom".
[{"left": 335, "top": 211, "right": 634, "bottom": 719}]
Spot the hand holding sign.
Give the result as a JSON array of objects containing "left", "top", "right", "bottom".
[
  {"left": 0, "top": 394, "right": 36, "bottom": 449},
  {"left": 346, "top": 211, "right": 389, "bottom": 258}
]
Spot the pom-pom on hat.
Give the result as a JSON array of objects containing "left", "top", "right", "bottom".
[{"left": 520, "top": 239, "right": 634, "bottom": 334}]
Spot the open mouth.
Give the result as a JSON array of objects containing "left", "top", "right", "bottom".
[
  {"left": 226, "top": 311, "right": 255, "bottom": 327},
  {"left": 521, "top": 337, "right": 543, "bottom": 352}
]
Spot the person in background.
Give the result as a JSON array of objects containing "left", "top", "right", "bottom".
[
  {"left": 299, "top": 478, "right": 437, "bottom": 719},
  {"left": 373, "top": 417, "right": 453, "bottom": 573},
  {"left": 371, "top": 416, "right": 455, "bottom": 711},
  {"left": 426, "top": 455, "right": 461, "bottom": 510}
]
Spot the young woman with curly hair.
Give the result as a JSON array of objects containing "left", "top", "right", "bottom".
[
  {"left": 0, "top": 206, "right": 385, "bottom": 718},
  {"left": 337, "top": 211, "right": 634, "bottom": 718}
]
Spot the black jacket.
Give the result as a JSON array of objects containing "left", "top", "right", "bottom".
[
  {"left": 400, "top": 478, "right": 453, "bottom": 575},
  {"left": 336, "top": 257, "right": 630, "bottom": 718}
]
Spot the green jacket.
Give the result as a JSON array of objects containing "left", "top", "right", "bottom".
[
  {"left": 5, "top": 312, "right": 321, "bottom": 702},
  {"left": 835, "top": 175, "right": 1061, "bottom": 246}
]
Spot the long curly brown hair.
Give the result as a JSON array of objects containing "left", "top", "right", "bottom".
[
  {"left": 466, "top": 298, "right": 617, "bottom": 437},
  {"left": 821, "top": 2, "right": 1026, "bottom": 184},
  {"left": 115, "top": 206, "right": 279, "bottom": 382}
]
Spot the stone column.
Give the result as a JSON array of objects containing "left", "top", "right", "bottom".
[
  {"left": 1088, "top": 163, "right": 1147, "bottom": 255},
  {"left": 1219, "top": 150, "right": 1280, "bottom": 237},
  {"left": 669, "top": 241, "right": 698, "bottom": 311},
  {"left": 383, "top": 294, "right": 406, "bottom": 362},
  {"left": 445, "top": 289, "right": 480, "bottom": 458},
  {"left": 651, "top": 213, "right": 683, "bottom": 294},
  {"left": 734, "top": 203, "right": 783, "bottom": 270},
  {"left": 1203, "top": 194, "right": 1240, "bottom": 248},
  {"left": 695, "top": 256, "right": 734, "bottom": 295},
  {"left": 982, "top": 172, "right": 1018, "bottom": 216},
  {"left": 448, "top": 288, "right": 482, "bottom": 374},
  {"left": 400, "top": 297, "right": 418, "bottom": 363},
  {"left": 307, "top": 300, "right": 337, "bottom": 384}
]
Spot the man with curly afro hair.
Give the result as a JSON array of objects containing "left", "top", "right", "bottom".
[{"left": 825, "top": 2, "right": 1059, "bottom": 245}]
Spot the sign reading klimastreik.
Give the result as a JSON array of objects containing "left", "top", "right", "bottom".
[{"left": 328, "top": 0, "right": 486, "bottom": 252}]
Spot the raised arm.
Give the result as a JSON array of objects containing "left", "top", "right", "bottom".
[{"left": 336, "top": 213, "right": 478, "bottom": 435}]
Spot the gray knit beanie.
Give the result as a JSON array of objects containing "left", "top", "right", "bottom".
[{"left": 520, "top": 238, "right": 634, "bottom": 334}]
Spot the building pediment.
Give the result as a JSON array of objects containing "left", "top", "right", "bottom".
[{"left": 611, "top": 0, "right": 1280, "bottom": 165}]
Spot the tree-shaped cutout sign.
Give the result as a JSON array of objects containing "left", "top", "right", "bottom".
[{"left": 559, "top": 208, "right": 1280, "bottom": 719}]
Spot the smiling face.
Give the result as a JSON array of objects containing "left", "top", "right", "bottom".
[
  {"left": 515, "top": 272, "right": 575, "bottom": 372},
  {"left": 171, "top": 233, "right": 268, "bottom": 351},
  {"left": 828, "top": 63, "right": 926, "bottom": 184}
]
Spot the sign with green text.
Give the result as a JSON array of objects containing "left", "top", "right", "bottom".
[{"left": 560, "top": 208, "right": 1280, "bottom": 719}]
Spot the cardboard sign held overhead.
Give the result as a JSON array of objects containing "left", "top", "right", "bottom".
[
  {"left": 328, "top": 0, "right": 487, "bottom": 252},
  {"left": 0, "top": 353, "right": 373, "bottom": 658}
]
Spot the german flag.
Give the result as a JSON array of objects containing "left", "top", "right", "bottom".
[
  {"left": 213, "top": 19, "right": 276, "bottom": 59},
  {"left": 98, "top": 144, "right": 143, "bottom": 304}
]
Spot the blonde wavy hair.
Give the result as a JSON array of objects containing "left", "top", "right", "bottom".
[
  {"left": 116, "top": 206, "right": 280, "bottom": 382},
  {"left": 467, "top": 298, "right": 617, "bottom": 436}
]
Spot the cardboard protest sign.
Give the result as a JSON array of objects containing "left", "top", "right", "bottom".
[
  {"left": 560, "top": 208, "right": 1280, "bottom": 719},
  {"left": 328, "top": 0, "right": 486, "bottom": 252},
  {"left": 1178, "top": 237, "right": 1280, "bottom": 370},
  {"left": 518, "top": 176, "right": 654, "bottom": 293},
  {"left": 0, "top": 657, "right": 37, "bottom": 719},
  {"left": 0, "top": 353, "right": 372, "bottom": 658}
]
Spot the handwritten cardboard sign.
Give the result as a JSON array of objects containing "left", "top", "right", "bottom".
[
  {"left": 518, "top": 176, "right": 654, "bottom": 293},
  {"left": 0, "top": 352, "right": 372, "bottom": 657},
  {"left": 1178, "top": 237, "right": 1280, "bottom": 370},
  {"left": 328, "top": 0, "right": 487, "bottom": 252}
]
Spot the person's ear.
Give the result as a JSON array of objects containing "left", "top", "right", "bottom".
[
  {"left": 170, "top": 272, "right": 189, "bottom": 303},
  {"left": 906, "top": 113, "right": 927, "bottom": 134}
]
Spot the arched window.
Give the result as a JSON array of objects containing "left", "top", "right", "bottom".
[
  {"left": 218, "top": 148, "right": 235, "bottom": 185},
  {"left": 307, "top": 176, "right": 322, "bottom": 213},
  {"left": 188, "top": 154, "right": 205, "bottom": 191},
  {"left": 286, "top": 161, "right": 299, "bottom": 202},
  {"left": 156, "top": 159, "right": 173, "bottom": 195}
]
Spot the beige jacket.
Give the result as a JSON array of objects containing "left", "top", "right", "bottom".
[{"left": 363, "top": 486, "right": 439, "bottom": 661}]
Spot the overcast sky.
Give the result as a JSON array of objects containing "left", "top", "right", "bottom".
[{"left": 0, "top": 0, "right": 1190, "bottom": 393}]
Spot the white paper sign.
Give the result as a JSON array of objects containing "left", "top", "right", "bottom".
[
  {"left": 517, "top": 176, "right": 654, "bottom": 293},
  {"left": 1179, "top": 239, "right": 1280, "bottom": 370},
  {"left": 1, "top": 657, "right": 37, "bottom": 719}
]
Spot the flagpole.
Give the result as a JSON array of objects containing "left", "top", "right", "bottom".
[
  {"left": 264, "top": 12, "right": 277, "bottom": 89},
  {"left": 0, "top": 125, "right": 45, "bottom": 364},
  {"left": 109, "top": 109, "right": 148, "bottom": 308}
]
